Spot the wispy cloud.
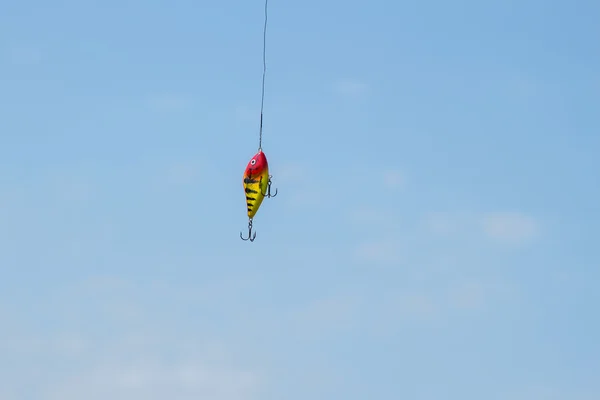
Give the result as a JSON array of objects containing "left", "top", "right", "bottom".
[
  {"left": 393, "top": 292, "right": 438, "bottom": 317},
  {"left": 1, "top": 333, "right": 90, "bottom": 360},
  {"left": 423, "top": 211, "right": 469, "bottom": 237},
  {"left": 447, "top": 280, "right": 486, "bottom": 311},
  {"left": 334, "top": 79, "right": 369, "bottom": 96},
  {"left": 292, "top": 294, "right": 361, "bottom": 335},
  {"left": 424, "top": 211, "right": 540, "bottom": 246},
  {"left": 1, "top": 277, "right": 265, "bottom": 400},
  {"left": 285, "top": 275, "right": 511, "bottom": 343},
  {"left": 480, "top": 212, "right": 539, "bottom": 245},
  {"left": 374, "top": 277, "right": 513, "bottom": 330},
  {"left": 506, "top": 384, "right": 600, "bottom": 400},
  {"left": 46, "top": 358, "right": 262, "bottom": 400},
  {"left": 382, "top": 169, "right": 406, "bottom": 189},
  {"left": 355, "top": 238, "right": 402, "bottom": 264}
]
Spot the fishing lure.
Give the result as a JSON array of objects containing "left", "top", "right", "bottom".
[
  {"left": 240, "top": 0, "right": 278, "bottom": 242},
  {"left": 240, "top": 149, "right": 277, "bottom": 241}
]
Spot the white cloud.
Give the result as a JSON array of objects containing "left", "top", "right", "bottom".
[
  {"left": 1, "top": 326, "right": 264, "bottom": 400},
  {"left": 292, "top": 295, "right": 361, "bottom": 334},
  {"left": 355, "top": 238, "right": 402, "bottom": 264},
  {"left": 373, "top": 275, "right": 518, "bottom": 332},
  {"left": 46, "top": 359, "right": 262, "bottom": 400},
  {"left": 1, "top": 334, "right": 89, "bottom": 357},
  {"left": 382, "top": 169, "right": 406, "bottom": 189},
  {"left": 481, "top": 212, "right": 539, "bottom": 244},
  {"left": 394, "top": 292, "right": 438, "bottom": 317},
  {"left": 334, "top": 79, "right": 369, "bottom": 96},
  {"left": 500, "top": 383, "right": 600, "bottom": 400},
  {"left": 424, "top": 211, "right": 540, "bottom": 245},
  {"left": 447, "top": 280, "right": 486, "bottom": 310},
  {"left": 423, "top": 211, "right": 468, "bottom": 236}
]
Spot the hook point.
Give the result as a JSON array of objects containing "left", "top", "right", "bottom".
[{"left": 240, "top": 219, "right": 257, "bottom": 242}]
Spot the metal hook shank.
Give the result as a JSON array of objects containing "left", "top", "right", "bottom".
[
  {"left": 261, "top": 175, "right": 278, "bottom": 198},
  {"left": 240, "top": 219, "right": 257, "bottom": 242}
]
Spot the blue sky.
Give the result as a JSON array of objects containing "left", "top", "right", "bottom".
[{"left": 1, "top": 0, "right": 599, "bottom": 398}]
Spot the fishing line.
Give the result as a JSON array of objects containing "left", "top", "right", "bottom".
[
  {"left": 239, "top": 0, "right": 277, "bottom": 243},
  {"left": 258, "top": 0, "right": 268, "bottom": 151}
]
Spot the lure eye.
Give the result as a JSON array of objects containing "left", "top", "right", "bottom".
[{"left": 250, "top": 159, "right": 256, "bottom": 165}]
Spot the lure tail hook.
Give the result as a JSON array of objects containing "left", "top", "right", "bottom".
[
  {"left": 240, "top": 219, "right": 257, "bottom": 242},
  {"left": 261, "top": 175, "right": 278, "bottom": 198}
]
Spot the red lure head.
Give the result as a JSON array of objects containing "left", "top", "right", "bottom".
[{"left": 244, "top": 150, "right": 268, "bottom": 176}]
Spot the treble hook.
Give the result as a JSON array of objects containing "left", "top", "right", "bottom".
[
  {"left": 261, "top": 175, "right": 278, "bottom": 198},
  {"left": 240, "top": 219, "right": 257, "bottom": 242}
]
